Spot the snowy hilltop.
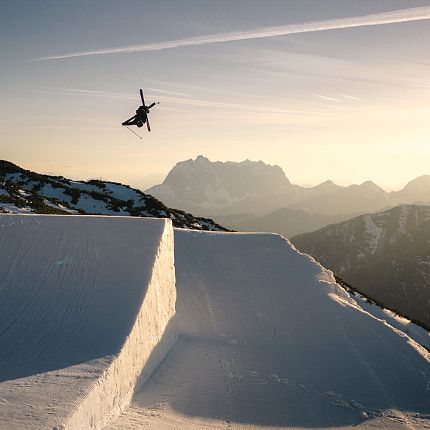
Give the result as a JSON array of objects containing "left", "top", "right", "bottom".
[
  {"left": 0, "top": 160, "right": 226, "bottom": 231},
  {"left": 291, "top": 204, "right": 430, "bottom": 330},
  {"left": 0, "top": 214, "right": 429, "bottom": 429}
]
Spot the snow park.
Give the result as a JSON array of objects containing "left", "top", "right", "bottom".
[
  {"left": 2, "top": 1, "right": 430, "bottom": 429},
  {"left": 0, "top": 214, "right": 429, "bottom": 429}
]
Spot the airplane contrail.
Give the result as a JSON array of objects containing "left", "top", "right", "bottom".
[{"left": 33, "top": 6, "right": 430, "bottom": 61}]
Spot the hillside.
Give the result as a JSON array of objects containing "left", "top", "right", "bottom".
[
  {"left": 1, "top": 214, "right": 429, "bottom": 429},
  {"left": 291, "top": 205, "right": 430, "bottom": 329},
  {"left": 0, "top": 160, "right": 226, "bottom": 231}
]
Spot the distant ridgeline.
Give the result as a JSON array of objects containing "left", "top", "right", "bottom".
[
  {"left": 0, "top": 160, "right": 227, "bottom": 231},
  {"left": 146, "top": 155, "right": 430, "bottom": 218}
]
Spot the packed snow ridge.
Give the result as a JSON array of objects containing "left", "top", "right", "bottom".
[{"left": 0, "top": 215, "right": 429, "bottom": 429}]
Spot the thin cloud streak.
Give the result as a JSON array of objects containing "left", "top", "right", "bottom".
[
  {"left": 315, "top": 94, "right": 342, "bottom": 102},
  {"left": 342, "top": 94, "right": 364, "bottom": 101},
  {"left": 146, "top": 87, "right": 192, "bottom": 98},
  {"left": 29, "top": 87, "right": 430, "bottom": 126},
  {"left": 30, "top": 87, "right": 333, "bottom": 119},
  {"left": 30, "top": 87, "right": 136, "bottom": 100},
  {"left": 33, "top": 6, "right": 430, "bottom": 61}
]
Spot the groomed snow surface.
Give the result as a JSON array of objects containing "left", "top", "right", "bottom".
[{"left": 0, "top": 216, "right": 429, "bottom": 429}]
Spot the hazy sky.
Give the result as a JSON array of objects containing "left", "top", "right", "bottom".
[{"left": 1, "top": 0, "right": 430, "bottom": 190}]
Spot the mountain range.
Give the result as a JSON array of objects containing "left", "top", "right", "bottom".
[
  {"left": 0, "top": 160, "right": 226, "bottom": 231},
  {"left": 291, "top": 204, "right": 430, "bottom": 329},
  {"left": 147, "top": 155, "right": 430, "bottom": 216}
]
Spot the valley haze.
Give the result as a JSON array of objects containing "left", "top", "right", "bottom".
[{"left": 147, "top": 155, "right": 430, "bottom": 236}]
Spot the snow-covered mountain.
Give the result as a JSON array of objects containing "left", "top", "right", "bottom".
[
  {"left": 291, "top": 204, "right": 430, "bottom": 329},
  {"left": 146, "top": 155, "right": 300, "bottom": 215},
  {"left": 0, "top": 160, "right": 226, "bottom": 231}
]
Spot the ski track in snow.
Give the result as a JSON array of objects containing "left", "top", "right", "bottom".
[{"left": 106, "top": 230, "right": 430, "bottom": 430}]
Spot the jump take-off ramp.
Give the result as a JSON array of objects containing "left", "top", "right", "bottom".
[{"left": 0, "top": 215, "right": 429, "bottom": 429}]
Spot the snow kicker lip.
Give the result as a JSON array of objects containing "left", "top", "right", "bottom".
[{"left": 0, "top": 215, "right": 177, "bottom": 430}]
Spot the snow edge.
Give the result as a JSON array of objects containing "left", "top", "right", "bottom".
[{"left": 63, "top": 219, "right": 178, "bottom": 430}]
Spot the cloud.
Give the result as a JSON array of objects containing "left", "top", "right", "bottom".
[
  {"left": 33, "top": 6, "right": 430, "bottom": 61},
  {"left": 146, "top": 87, "right": 192, "bottom": 98},
  {"left": 315, "top": 94, "right": 342, "bottom": 102},
  {"left": 30, "top": 87, "right": 135, "bottom": 100},
  {"left": 31, "top": 86, "right": 331, "bottom": 122},
  {"left": 341, "top": 94, "right": 364, "bottom": 101},
  {"left": 31, "top": 87, "right": 192, "bottom": 102}
]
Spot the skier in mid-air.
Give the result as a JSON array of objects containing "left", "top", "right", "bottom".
[{"left": 122, "top": 89, "right": 158, "bottom": 131}]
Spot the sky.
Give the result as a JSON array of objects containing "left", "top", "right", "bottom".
[{"left": 1, "top": 0, "right": 430, "bottom": 191}]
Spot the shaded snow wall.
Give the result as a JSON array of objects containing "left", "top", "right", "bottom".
[{"left": 64, "top": 219, "right": 177, "bottom": 430}]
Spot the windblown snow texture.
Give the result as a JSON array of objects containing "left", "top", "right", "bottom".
[{"left": 0, "top": 215, "right": 177, "bottom": 430}]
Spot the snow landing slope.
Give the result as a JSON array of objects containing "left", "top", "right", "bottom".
[
  {"left": 0, "top": 215, "right": 177, "bottom": 430},
  {"left": 1, "top": 217, "right": 430, "bottom": 430},
  {"left": 107, "top": 230, "right": 430, "bottom": 430}
]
